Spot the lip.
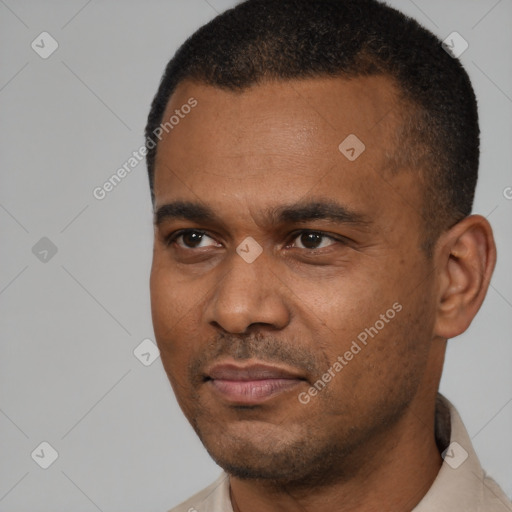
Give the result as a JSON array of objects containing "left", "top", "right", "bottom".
[{"left": 205, "top": 361, "right": 306, "bottom": 404}]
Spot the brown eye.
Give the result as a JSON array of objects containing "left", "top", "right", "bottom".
[
  {"left": 181, "top": 231, "right": 205, "bottom": 248},
  {"left": 291, "top": 231, "right": 337, "bottom": 250},
  {"left": 167, "top": 230, "right": 220, "bottom": 249}
]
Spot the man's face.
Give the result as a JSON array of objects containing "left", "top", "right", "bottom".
[{"left": 150, "top": 76, "right": 440, "bottom": 484}]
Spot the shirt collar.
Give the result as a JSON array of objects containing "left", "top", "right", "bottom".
[{"left": 414, "top": 393, "right": 491, "bottom": 511}]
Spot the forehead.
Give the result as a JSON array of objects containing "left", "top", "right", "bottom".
[
  {"left": 158, "top": 75, "right": 402, "bottom": 164},
  {"left": 152, "top": 75, "right": 417, "bottom": 232}
]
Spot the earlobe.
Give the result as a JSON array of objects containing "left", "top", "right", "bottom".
[{"left": 434, "top": 215, "right": 496, "bottom": 339}]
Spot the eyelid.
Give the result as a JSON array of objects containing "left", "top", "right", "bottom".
[{"left": 164, "top": 228, "right": 219, "bottom": 248}]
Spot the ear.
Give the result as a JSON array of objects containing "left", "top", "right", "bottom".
[{"left": 434, "top": 215, "right": 496, "bottom": 339}]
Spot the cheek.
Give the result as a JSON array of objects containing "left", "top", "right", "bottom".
[
  {"left": 302, "top": 273, "right": 390, "bottom": 347},
  {"left": 308, "top": 264, "right": 430, "bottom": 391},
  {"left": 149, "top": 255, "right": 202, "bottom": 374},
  {"left": 150, "top": 251, "right": 198, "bottom": 329}
]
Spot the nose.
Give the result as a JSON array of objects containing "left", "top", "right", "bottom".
[{"left": 205, "top": 248, "right": 291, "bottom": 334}]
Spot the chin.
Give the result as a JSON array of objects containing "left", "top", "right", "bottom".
[
  {"left": 207, "top": 442, "right": 311, "bottom": 482},
  {"left": 197, "top": 419, "right": 347, "bottom": 487},
  {"left": 200, "top": 420, "right": 304, "bottom": 472}
]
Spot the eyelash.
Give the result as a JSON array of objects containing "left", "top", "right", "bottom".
[{"left": 163, "top": 229, "right": 344, "bottom": 251}]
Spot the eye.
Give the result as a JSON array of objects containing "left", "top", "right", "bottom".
[
  {"left": 288, "top": 231, "right": 338, "bottom": 250},
  {"left": 166, "top": 229, "right": 220, "bottom": 249}
]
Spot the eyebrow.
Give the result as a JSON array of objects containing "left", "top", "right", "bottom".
[{"left": 154, "top": 199, "right": 371, "bottom": 228}]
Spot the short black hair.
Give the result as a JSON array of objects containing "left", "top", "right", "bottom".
[{"left": 145, "top": 0, "right": 479, "bottom": 253}]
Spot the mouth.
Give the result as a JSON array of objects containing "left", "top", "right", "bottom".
[{"left": 204, "top": 361, "right": 307, "bottom": 405}]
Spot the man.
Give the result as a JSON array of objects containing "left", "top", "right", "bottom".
[{"left": 145, "top": 0, "right": 512, "bottom": 510}]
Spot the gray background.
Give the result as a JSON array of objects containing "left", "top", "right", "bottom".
[{"left": 0, "top": 0, "right": 511, "bottom": 510}]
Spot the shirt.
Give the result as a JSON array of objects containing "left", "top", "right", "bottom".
[{"left": 168, "top": 394, "right": 512, "bottom": 511}]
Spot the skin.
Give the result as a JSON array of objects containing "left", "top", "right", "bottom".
[{"left": 150, "top": 76, "right": 496, "bottom": 512}]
